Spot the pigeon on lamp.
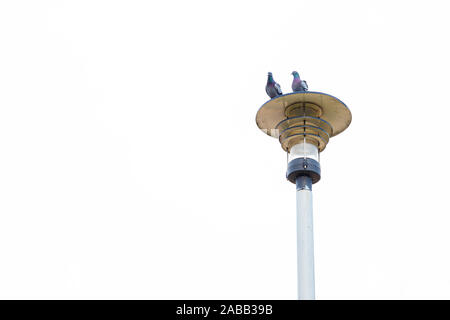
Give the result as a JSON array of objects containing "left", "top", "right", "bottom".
[
  {"left": 265, "top": 72, "right": 283, "bottom": 99},
  {"left": 291, "top": 71, "right": 308, "bottom": 92}
]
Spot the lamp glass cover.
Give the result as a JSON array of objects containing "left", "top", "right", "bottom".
[{"left": 288, "top": 142, "right": 319, "bottom": 163}]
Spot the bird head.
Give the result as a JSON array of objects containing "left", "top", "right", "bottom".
[
  {"left": 292, "top": 71, "right": 300, "bottom": 79},
  {"left": 267, "top": 72, "right": 274, "bottom": 82}
]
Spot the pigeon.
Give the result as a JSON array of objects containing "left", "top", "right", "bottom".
[
  {"left": 291, "top": 71, "right": 308, "bottom": 92},
  {"left": 265, "top": 72, "right": 283, "bottom": 98}
]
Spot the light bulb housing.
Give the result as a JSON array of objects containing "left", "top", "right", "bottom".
[{"left": 256, "top": 91, "right": 351, "bottom": 185}]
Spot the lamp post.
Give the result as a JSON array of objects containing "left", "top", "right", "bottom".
[{"left": 256, "top": 90, "right": 351, "bottom": 300}]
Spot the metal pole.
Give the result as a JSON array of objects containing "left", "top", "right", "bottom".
[{"left": 296, "top": 176, "right": 315, "bottom": 300}]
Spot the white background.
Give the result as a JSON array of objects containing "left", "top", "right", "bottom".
[{"left": 0, "top": 0, "right": 449, "bottom": 299}]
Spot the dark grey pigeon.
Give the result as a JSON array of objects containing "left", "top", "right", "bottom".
[
  {"left": 291, "top": 71, "right": 308, "bottom": 92},
  {"left": 265, "top": 72, "right": 282, "bottom": 98}
]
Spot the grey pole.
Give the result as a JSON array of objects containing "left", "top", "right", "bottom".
[{"left": 296, "top": 176, "right": 315, "bottom": 300}]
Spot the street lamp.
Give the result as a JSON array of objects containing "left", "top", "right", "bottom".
[{"left": 256, "top": 90, "right": 351, "bottom": 300}]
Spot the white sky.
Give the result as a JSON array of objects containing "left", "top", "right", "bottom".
[{"left": 0, "top": 0, "right": 449, "bottom": 299}]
